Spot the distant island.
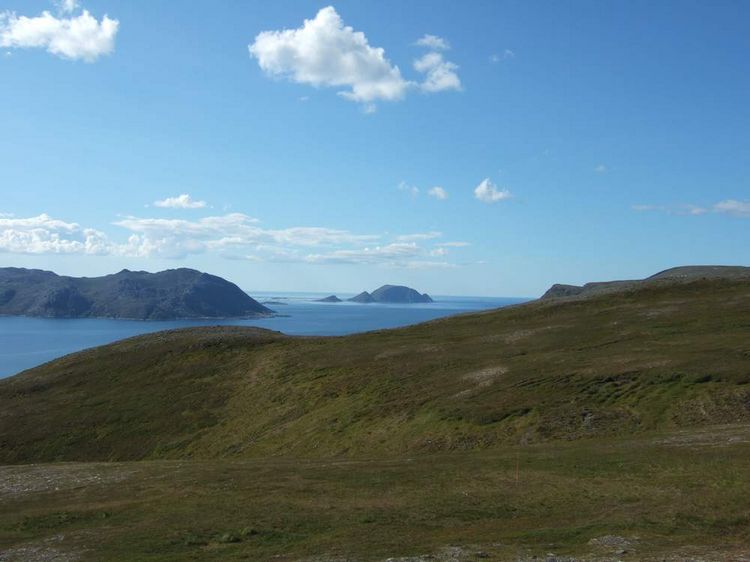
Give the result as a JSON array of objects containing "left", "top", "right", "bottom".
[
  {"left": 322, "top": 285, "right": 433, "bottom": 304},
  {"left": 0, "top": 267, "right": 272, "bottom": 320}
]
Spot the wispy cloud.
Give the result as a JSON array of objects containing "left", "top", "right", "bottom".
[
  {"left": 305, "top": 242, "right": 419, "bottom": 265},
  {"left": 153, "top": 194, "right": 208, "bottom": 209},
  {"left": 0, "top": 211, "right": 463, "bottom": 269},
  {"left": 0, "top": 4, "right": 118, "bottom": 62},
  {"left": 55, "top": 0, "right": 79, "bottom": 15},
  {"left": 633, "top": 199, "right": 750, "bottom": 218},
  {"left": 415, "top": 34, "right": 449, "bottom": 51},
  {"left": 398, "top": 180, "right": 420, "bottom": 197},
  {"left": 594, "top": 164, "right": 607, "bottom": 173},
  {"left": 714, "top": 199, "right": 750, "bottom": 217},
  {"left": 474, "top": 178, "right": 512, "bottom": 204},
  {"left": 490, "top": 49, "right": 515, "bottom": 63},
  {"left": 427, "top": 186, "right": 448, "bottom": 200},
  {"left": 414, "top": 51, "right": 461, "bottom": 93},
  {"left": 400, "top": 182, "right": 450, "bottom": 200},
  {"left": 437, "top": 241, "right": 470, "bottom": 248},
  {"left": 397, "top": 231, "right": 442, "bottom": 242}
]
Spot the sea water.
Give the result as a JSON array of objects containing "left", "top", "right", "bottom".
[{"left": 0, "top": 293, "right": 528, "bottom": 378}]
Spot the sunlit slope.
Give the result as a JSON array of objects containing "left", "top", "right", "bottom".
[{"left": 1, "top": 276, "right": 749, "bottom": 463}]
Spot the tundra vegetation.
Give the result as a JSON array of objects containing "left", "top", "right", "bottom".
[{"left": 1, "top": 270, "right": 749, "bottom": 560}]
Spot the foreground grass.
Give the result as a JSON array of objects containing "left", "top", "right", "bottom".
[{"left": 2, "top": 425, "right": 749, "bottom": 561}]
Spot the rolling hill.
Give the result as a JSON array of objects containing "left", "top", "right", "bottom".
[
  {"left": 1, "top": 267, "right": 749, "bottom": 560},
  {"left": 1, "top": 267, "right": 748, "bottom": 463}
]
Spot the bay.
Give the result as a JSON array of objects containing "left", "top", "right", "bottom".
[{"left": 0, "top": 293, "right": 528, "bottom": 378}]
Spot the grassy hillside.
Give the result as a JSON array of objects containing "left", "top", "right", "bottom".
[
  {"left": 2, "top": 276, "right": 749, "bottom": 464},
  {"left": 2, "top": 275, "right": 750, "bottom": 560}
]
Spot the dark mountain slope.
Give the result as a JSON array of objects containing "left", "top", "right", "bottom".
[
  {"left": 1, "top": 271, "right": 749, "bottom": 464},
  {"left": 0, "top": 267, "right": 272, "bottom": 319}
]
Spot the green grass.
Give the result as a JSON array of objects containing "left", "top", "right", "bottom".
[
  {"left": 1, "top": 428, "right": 749, "bottom": 560},
  {"left": 1, "top": 278, "right": 749, "bottom": 463},
  {"left": 1, "top": 277, "right": 750, "bottom": 559}
]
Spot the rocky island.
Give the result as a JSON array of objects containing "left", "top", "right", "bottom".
[
  {"left": 349, "top": 284, "right": 433, "bottom": 303},
  {"left": 0, "top": 267, "right": 272, "bottom": 320},
  {"left": 321, "top": 285, "right": 433, "bottom": 303}
]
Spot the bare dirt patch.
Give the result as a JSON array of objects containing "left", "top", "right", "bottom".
[
  {"left": 0, "top": 534, "right": 81, "bottom": 562},
  {"left": 0, "top": 463, "right": 133, "bottom": 500}
]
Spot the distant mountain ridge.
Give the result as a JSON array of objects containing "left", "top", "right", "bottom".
[
  {"left": 348, "top": 285, "right": 433, "bottom": 303},
  {"left": 542, "top": 265, "right": 750, "bottom": 300},
  {"left": 0, "top": 267, "right": 272, "bottom": 320}
]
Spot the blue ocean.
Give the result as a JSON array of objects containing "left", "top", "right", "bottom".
[{"left": 0, "top": 293, "right": 528, "bottom": 379}]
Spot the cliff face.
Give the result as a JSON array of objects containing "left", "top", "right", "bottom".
[{"left": 0, "top": 267, "right": 272, "bottom": 319}]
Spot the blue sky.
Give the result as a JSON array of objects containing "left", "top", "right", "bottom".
[{"left": 1, "top": 0, "right": 748, "bottom": 296}]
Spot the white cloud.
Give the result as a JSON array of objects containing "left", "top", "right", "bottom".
[
  {"left": 153, "top": 194, "right": 208, "bottom": 209},
  {"left": 414, "top": 51, "right": 461, "bottom": 93},
  {"left": 0, "top": 211, "right": 463, "bottom": 269},
  {"left": 0, "top": 8, "right": 118, "bottom": 62},
  {"left": 248, "top": 6, "right": 410, "bottom": 106},
  {"left": 474, "top": 178, "right": 512, "bottom": 204},
  {"left": 714, "top": 199, "right": 750, "bottom": 218},
  {"left": 595, "top": 164, "right": 607, "bottom": 173},
  {"left": 415, "top": 34, "right": 449, "bottom": 51},
  {"left": 428, "top": 186, "right": 448, "bottom": 200},
  {"left": 113, "top": 213, "right": 381, "bottom": 258},
  {"left": 0, "top": 213, "right": 110, "bottom": 255}
]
